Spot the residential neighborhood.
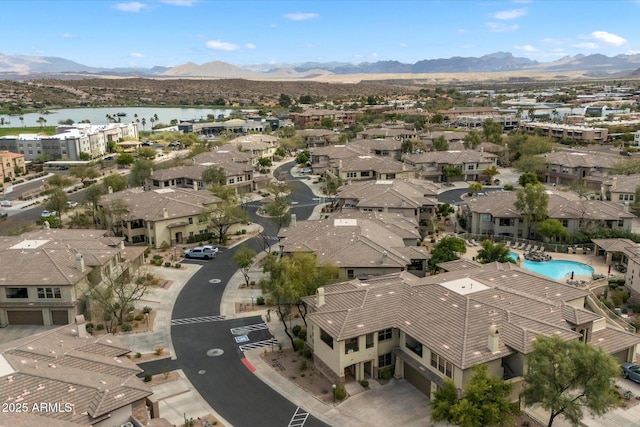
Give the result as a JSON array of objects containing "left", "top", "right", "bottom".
[{"left": 3, "top": 77, "right": 640, "bottom": 427}]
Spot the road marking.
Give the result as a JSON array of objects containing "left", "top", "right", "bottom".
[
  {"left": 171, "top": 315, "right": 226, "bottom": 325},
  {"left": 230, "top": 322, "right": 269, "bottom": 335},
  {"left": 288, "top": 407, "right": 309, "bottom": 427},
  {"left": 238, "top": 338, "right": 278, "bottom": 352},
  {"left": 241, "top": 357, "right": 256, "bottom": 373}
]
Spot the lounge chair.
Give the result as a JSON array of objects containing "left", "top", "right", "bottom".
[
  {"left": 539, "top": 246, "right": 545, "bottom": 253},
  {"left": 505, "top": 241, "right": 512, "bottom": 248},
  {"left": 470, "top": 239, "right": 479, "bottom": 246},
  {"left": 465, "top": 240, "right": 474, "bottom": 247},
  {"left": 531, "top": 245, "right": 539, "bottom": 253},
  {"left": 516, "top": 242, "right": 524, "bottom": 250},
  {"left": 524, "top": 244, "right": 532, "bottom": 252}
]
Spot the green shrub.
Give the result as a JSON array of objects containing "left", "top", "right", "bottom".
[
  {"left": 334, "top": 383, "right": 347, "bottom": 400},
  {"left": 298, "top": 329, "right": 307, "bottom": 341},
  {"left": 164, "top": 261, "right": 171, "bottom": 267},
  {"left": 241, "top": 229, "right": 246, "bottom": 234},
  {"left": 174, "top": 263, "right": 181, "bottom": 268},
  {"left": 360, "top": 379, "right": 369, "bottom": 388},
  {"left": 125, "top": 314, "right": 134, "bottom": 322},
  {"left": 292, "top": 325, "right": 302, "bottom": 337},
  {"left": 143, "top": 306, "right": 152, "bottom": 314},
  {"left": 601, "top": 299, "right": 613, "bottom": 309},
  {"left": 300, "top": 359, "right": 307, "bottom": 371},
  {"left": 144, "top": 248, "right": 151, "bottom": 258},
  {"left": 144, "top": 374, "right": 152, "bottom": 382},
  {"left": 153, "top": 254, "right": 163, "bottom": 260},
  {"left": 96, "top": 324, "right": 105, "bottom": 331},
  {"left": 256, "top": 296, "right": 265, "bottom": 305},
  {"left": 379, "top": 367, "right": 393, "bottom": 380},
  {"left": 293, "top": 338, "right": 304, "bottom": 351},
  {"left": 302, "top": 347, "right": 313, "bottom": 359},
  {"left": 121, "top": 323, "right": 133, "bottom": 332},
  {"left": 135, "top": 352, "right": 142, "bottom": 358},
  {"left": 503, "top": 184, "right": 514, "bottom": 191},
  {"left": 134, "top": 314, "right": 144, "bottom": 321},
  {"left": 86, "top": 322, "right": 94, "bottom": 329}
]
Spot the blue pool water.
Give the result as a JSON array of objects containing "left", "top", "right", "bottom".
[{"left": 508, "top": 252, "right": 594, "bottom": 280}]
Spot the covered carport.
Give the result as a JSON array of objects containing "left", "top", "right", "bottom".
[{"left": 392, "top": 348, "right": 445, "bottom": 399}]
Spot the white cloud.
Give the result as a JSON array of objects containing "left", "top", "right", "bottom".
[
  {"left": 116, "top": 2, "right": 147, "bottom": 12},
  {"left": 304, "top": 43, "right": 316, "bottom": 48},
  {"left": 61, "top": 33, "right": 75, "bottom": 39},
  {"left": 515, "top": 44, "right": 537, "bottom": 53},
  {"left": 205, "top": 40, "right": 239, "bottom": 51},
  {"left": 573, "top": 42, "right": 599, "bottom": 50},
  {"left": 591, "top": 31, "right": 627, "bottom": 46},
  {"left": 486, "top": 22, "right": 519, "bottom": 32},
  {"left": 130, "top": 52, "right": 144, "bottom": 58},
  {"left": 283, "top": 12, "right": 319, "bottom": 21},
  {"left": 493, "top": 8, "right": 526, "bottom": 20},
  {"left": 400, "top": 43, "right": 408, "bottom": 48},
  {"left": 160, "top": 0, "right": 197, "bottom": 5},
  {"left": 369, "top": 53, "right": 378, "bottom": 58},
  {"left": 245, "top": 43, "right": 256, "bottom": 49}
]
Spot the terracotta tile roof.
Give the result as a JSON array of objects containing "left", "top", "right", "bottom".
[
  {"left": 0, "top": 326, "right": 151, "bottom": 425},
  {"left": 405, "top": 149, "right": 498, "bottom": 166},
  {"left": 337, "top": 155, "right": 413, "bottom": 174},
  {"left": 101, "top": 187, "right": 221, "bottom": 222},
  {"left": 0, "top": 229, "right": 124, "bottom": 287},
  {"left": 591, "top": 327, "right": 640, "bottom": 354},
  {"left": 337, "top": 179, "right": 438, "bottom": 209},
  {"left": 538, "top": 150, "right": 620, "bottom": 168}
]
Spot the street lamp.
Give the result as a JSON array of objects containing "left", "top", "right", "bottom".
[
  {"left": 250, "top": 296, "right": 254, "bottom": 310},
  {"left": 145, "top": 313, "right": 149, "bottom": 328},
  {"left": 332, "top": 384, "right": 336, "bottom": 402}
]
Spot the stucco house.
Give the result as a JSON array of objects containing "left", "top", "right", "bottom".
[
  {"left": 278, "top": 212, "right": 429, "bottom": 279},
  {"left": 537, "top": 150, "right": 621, "bottom": 188},
  {"left": 404, "top": 150, "right": 498, "bottom": 183},
  {"left": 461, "top": 189, "right": 635, "bottom": 240},
  {"left": 0, "top": 150, "right": 26, "bottom": 181},
  {"left": 0, "top": 228, "right": 145, "bottom": 326},
  {"left": 302, "top": 263, "right": 640, "bottom": 400},
  {"left": 0, "top": 325, "right": 154, "bottom": 426},
  {"left": 99, "top": 187, "right": 222, "bottom": 248}
]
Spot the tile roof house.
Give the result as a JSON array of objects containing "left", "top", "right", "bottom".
[
  {"left": 461, "top": 189, "right": 636, "bottom": 240},
  {"left": 289, "top": 109, "right": 357, "bottom": 127},
  {"left": 0, "top": 325, "right": 154, "bottom": 426},
  {"left": 145, "top": 148, "right": 255, "bottom": 194},
  {"left": 227, "top": 134, "right": 279, "bottom": 165},
  {"left": 592, "top": 238, "right": 640, "bottom": 296},
  {"left": 0, "top": 229, "right": 145, "bottom": 327},
  {"left": 297, "top": 129, "right": 337, "bottom": 148},
  {"left": 356, "top": 128, "right": 417, "bottom": 141},
  {"left": 278, "top": 212, "right": 430, "bottom": 279},
  {"left": 335, "top": 179, "right": 439, "bottom": 237},
  {"left": 537, "top": 150, "right": 621, "bottom": 188},
  {"left": 348, "top": 138, "right": 405, "bottom": 161},
  {"left": 404, "top": 150, "right": 498, "bottom": 183},
  {"left": 0, "top": 150, "right": 26, "bottom": 182},
  {"left": 99, "top": 187, "right": 222, "bottom": 249},
  {"left": 599, "top": 174, "right": 640, "bottom": 205},
  {"left": 302, "top": 263, "right": 640, "bottom": 400}
]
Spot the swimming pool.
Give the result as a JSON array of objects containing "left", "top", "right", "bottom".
[{"left": 508, "top": 252, "right": 594, "bottom": 280}]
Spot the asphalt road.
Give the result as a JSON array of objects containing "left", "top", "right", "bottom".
[{"left": 141, "top": 160, "right": 329, "bottom": 427}]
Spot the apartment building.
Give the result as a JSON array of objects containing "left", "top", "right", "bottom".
[
  {"left": 303, "top": 265, "right": 639, "bottom": 400},
  {"left": 404, "top": 150, "right": 498, "bottom": 183},
  {"left": 0, "top": 228, "right": 145, "bottom": 326},
  {"left": 522, "top": 122, "right": 608, "bottom": 143},
  {"left": 99, "top": 187, "right": 222, "bottom": 248},
  {"left": 289, "top": 109, "right": 357, "bottom": 127},
  {"left": 538, "top": 150, "right": 621, "bottom": 187},
  {"left": 0, "top": 150, "right": 26, "bottom": 181}
]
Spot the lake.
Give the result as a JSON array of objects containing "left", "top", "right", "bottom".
[{"left": 0, "top": 107, "right": 234, "bottom": 129}]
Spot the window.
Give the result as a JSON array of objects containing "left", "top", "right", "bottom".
[
  {"left": 482, "top": 214, "right": 492, "bottom": 222},
  {"left": 229, "top": 178, "right": 235, "bottom": 184},
  {"left": 378, "top": 328, "right": 393, "bottom": 341},
  {"left": 379, "top": 353, "right": 392, "bottom": 367},
  {"left": 188, "top": 217, "right": 193, "bottom": 224},
  {"left": 6, "top": 287, "right": 28, "bottom": 299},
  {"left": 499, "top": 218, "right": 512, "bottom": 226},
  {"left": 37, "top": 287, "right": 61, "bottom": 299},
  {"left": 347, "top": 269, "right": 355, "bottom": 279},
  {"left": 360, "top": 171, "right": 371, "bottom": 177},
  {"left": 237, "top": 176, "right": 243, "bottom": 182},
  {"left": 467, "top": 164, "right": 474, "bottom": 171},
  {"left": 346, "top": 172, "right": 357, "bottom": 178},
  {"left": 320, "top": 328, "right": 334, "bottom": 349},
  {"left": 345, "top": 337, "right": 359, "bottom": 354},
  {"left": 561, "top": 219, "right": 569, "bottom": 227},
  {"left": 430, "top": 351, "right": 453, "bottom": 378}
]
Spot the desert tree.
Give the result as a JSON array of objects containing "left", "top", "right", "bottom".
[
  {"left": 233, "top": 246, "right": 257, "bottom": 287},
  {"left": 514, "top": 183, "right": 549, "bottom": 239},
  {"left": 521, "top": 335, "right": 622, "bottom": 427}
]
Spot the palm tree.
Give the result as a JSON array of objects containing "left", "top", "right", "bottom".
[
  {"left": 0, "top": 118, "right": 4, "bottom": 127},
  {"left": 141, "top": 118, "right": 146, "bottom": 130},
  {"left": 153, "top": 113, "right": 158, "bottom": 122},
  {"left": 149, "top": 117, "right": 155, "bottom": 129},
  {"left": 528, "top": 107, "right": 536, "bottom": 121},
  {"left": 37, "top": 117, "right": 45, "bottom": 128},
  {"left": 19, "top": 116, "right": 24, "bottom": 127}
]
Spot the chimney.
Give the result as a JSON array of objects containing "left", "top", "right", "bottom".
[
  {"left": 75, "top": 315, "right": 88, "bottom": 338},
  {"left": 75, "top": 253, "right": 85, "bottom": 272},
  {"left": 163, "top": 208, "right": 168, "bottom": 219},
  {"left": 120, "top": 240, "right": 125, "bottom": 250},
  {"left": 382, "top": 250, "right": 388, "bottom": 265},
  {"left": 488, "top": 324, "right": 500, "bottom": 354},
  {"left": 193, "top": 181, "right": 198, "bottom": 191},
  {"left": 317, "top": 288, "right": 325, "bottom": 307},
  {"left": 108, "top": 186, "right": 113, "bottom": 194},
  {"left": 338, "top": 159, "right": 343, "bottom": 170},
  {"left": 290, "top": 213, "right": 297, "bottom": 228}
]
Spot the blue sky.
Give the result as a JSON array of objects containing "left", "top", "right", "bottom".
[{"left": 4, "top": 1, "right": 640, "bottom": 69}]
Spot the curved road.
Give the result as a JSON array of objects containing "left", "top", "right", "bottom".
[{"left": 140, "top": 161, "right": 329, "bottom": 427}]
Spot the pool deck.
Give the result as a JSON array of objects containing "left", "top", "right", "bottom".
[{"left": 463, "top": 244, "right": 618, "bottom": 283}]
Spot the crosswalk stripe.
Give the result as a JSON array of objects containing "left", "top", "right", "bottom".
[
  {"left": 171, "top": 315, "right": 226, "bottom": 326},
  {"left": 230, "top": 323, "right": 269, "bottom": 335},
  {"left": 238, "top": 338, "right": 277, "bottom": 352},
  {"left": 288, "top": 407, "right": 309, "bottom": 427}
]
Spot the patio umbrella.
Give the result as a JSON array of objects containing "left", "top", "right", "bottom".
[
  {"left": 608, "top": 265, "right": 611, "bottom": 274},
  {"left": 570, "top": 271, "right": 574, "bottom": 280}
]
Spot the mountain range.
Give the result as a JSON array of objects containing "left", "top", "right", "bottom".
[{"left": 1, "top": 52, "right": 640, "bottom": 79}]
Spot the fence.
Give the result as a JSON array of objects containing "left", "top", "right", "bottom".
[{"left": 456, "top": 233, "right": 595, "bottom": 255}]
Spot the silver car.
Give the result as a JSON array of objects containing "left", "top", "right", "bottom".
[{"left": 183, "top": 246, "right": 216, "bottom": 260}]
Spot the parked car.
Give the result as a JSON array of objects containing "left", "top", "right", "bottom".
[
  {"left": 41, "top": 210, "right": 57, "bottom": 218},
  {"left": 0, "top": 200, "right": 11, "bottom": 207},
  {"left": 300, "top": 167, "right": 312, "bottom": 174},
  {"left": 66, "top": 200, "right": 78, "bottom": 208},
  {"left": 183, "top": 247, "right": 216, "bottom": 260},
  {"left": 621, "top": 362, "right": 640, "bottom": 384},
  {"left": 202, "top": 245, "right": 219, "bottom": 255},
  {"left": 0, "top": 211, "right": 7, "bottom": 220}
]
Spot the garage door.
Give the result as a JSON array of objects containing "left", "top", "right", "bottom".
[
  {"left": 7, "top": 310, "right": 44, "bottom": 325},
  {"left": 404, "top": 364, "right": 431, "bottom": 396},
  {"left": 51, "top": 310, "right": 69, "bottom": 325},
  {"left": 610, "top": 349, "right": 628, "bottom": 364}
]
